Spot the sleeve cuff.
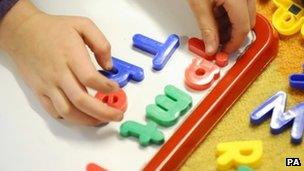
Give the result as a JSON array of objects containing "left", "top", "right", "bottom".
[{"left": 0, "top": 0, "right": 19, "bottom": 18}]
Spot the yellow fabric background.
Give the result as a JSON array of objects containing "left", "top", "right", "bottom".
[{"left": 181, "top": 1, "right": 304, "bottom": 171}]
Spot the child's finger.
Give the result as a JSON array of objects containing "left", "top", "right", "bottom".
[
  {"left": 221, "top": 0, "right": 251, "bottom": 53},
  {"left": 67, "top": 42, "right": 119, "bottom": 93},
  {"left": 73, "top": 17, "right": 112, "bottom": 70},
  {"left": 214, "top": 6, "right": 231, "bottom": 45},
  {"left": 48, "top": 88, "right": 103, "bottom": 126},
  {"left": 247, "top": 0, "right": 256, "bottom": 28},
  {"left": 188, "top": 0, "right": 219, "bottom": 55},
  {"left": 58, "top": 71, "right": 123, "bottom": 122},
  {"left": 38, "top": 95, "right": 62, "bottom": 119}
]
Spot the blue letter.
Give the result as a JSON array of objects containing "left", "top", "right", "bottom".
[
  {"left": 250, "top": 91, "right": 304, "bottom": 144},
  {"left": 99, "top": 57, "right": 144, "bottom": 87},
  {"left": 133, "top": 34, "right": 180, "bottom": 71}
]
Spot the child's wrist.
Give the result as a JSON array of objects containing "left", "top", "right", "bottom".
[{"left": 0, "top": 0, "right": 41, "bottom": 50}]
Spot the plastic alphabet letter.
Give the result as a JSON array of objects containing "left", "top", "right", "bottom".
[
  {"left": 215, "top": 52, "right": 229, "bottom": 67},
  {"left": 95, "top": 88, "right": 127, "bottom": 112},
  {"left": 250, "top": 91, "right": 287, "bottom": 125},
  {"left": 216, "top": 140, "right": 263, "bottom": 170},
  {"left": 146, "top": 85, "right": 192, "bottom": 127},
  {"left": 237, "top": 165, "right": 254, "bottom": 171},
  {"left": 289, "top": 73, "right": 304, "bottom": 90},
  {"left": 188, "top": 37, "right": 229, "bottom": 67},
  {"left": 250, "top": 91, "right": 304, "bottom": 144},
  {"left": 184, "top": 57, "right": 220, "bottom": 90},
  {"left": 99, "top": 57, "right": 144, "bottom": 87},
  {"left": 272, "top": 0, "right": 304, "bottom": 37},
  {"left": 132, "top": 34, "right": 180, "bottom": 71},
  {"left": 86, "top": 163, "right": 107, "bottom": 171},
  {"left": 120, "top": 121, "right": 164, "bottom": 147},
  {"left": 188, "top": 37, "right": 215, "bottom": 60}
]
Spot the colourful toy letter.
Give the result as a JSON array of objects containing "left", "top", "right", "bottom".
[
  {"left": 237, "top": 165, "right": 254, "bottom": 171},
  {"left": 250, "top": 91, "right": 304, "bottom": 144},
  {"left": 99, "top": 57, "right": 144, "bottom": 87},
  {"left": 188, "top": 37, "right": 229, "bottom": 67},
  {"left": 86, "top": 163, "right": 107, "bottom": 171},
  {"left": 216, "top": 140, "right": 263, "bottom": 170},
  {"left": 272, "top": 0, "right": 304, "bottom": 37},
  {"left": 188, "top": 37, "right": 216, "bottom": 60},
  {"left": 120, "top": 121, "right": 164, "bottom": 147},
  {"left": 289, "top": 74, "right": 304, "bottom": 90},
  {"left": 215, "top": 52, "right": 229, "bottom": 67},
  {"left": 289, "top": 64, "right": 304, "bottom": 90},
  {"left": 133, "top": 34, "right": 180, "bottom": 71},
  {"left": 146, "top": 85, "right": 192, "bottom": 127},
  {"left": 184, "top": 57, "right": 220, "bottom": 90},
  {"left": 95, "top": 88, "right": 127, "bottom": 112}
]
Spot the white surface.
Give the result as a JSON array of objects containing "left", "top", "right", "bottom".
[{"left": 0, "top": 1, "right": 254, "bottom": 171}]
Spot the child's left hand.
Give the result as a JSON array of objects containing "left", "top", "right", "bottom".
[{"left": 0, "top": 0, "right": 123, "bottom": 126}]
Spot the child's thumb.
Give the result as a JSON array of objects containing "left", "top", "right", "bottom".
[{"left": 200, "top": 27, "right": 218, "bottom": 55}]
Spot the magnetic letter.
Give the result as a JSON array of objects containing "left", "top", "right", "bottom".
[
  {"left": 86, "top": 163, "right": 107, "bottom": 171},
  {"left": 99, "top": 57, "right": 144, "bottom": 87},
  {"left": 216, "top": 140, "right": 263, "bottom": 170},
  {"left": 289, "top": 73, "right": 304, "bottom": 90},
  {"left": 146, "top": 85, "right": 192, "bottom": 127},
  {"left": 120, "top": 121, "right": 164, "bottom": 147},
  {"left": 188, "top": 37, "right": 229, "bottom": 67},
  {"left": 133, "top": 34, "right": 180, "bottom": 71},
  {"left": 95, "top": 88, "right": 127, "bottom": 112},
  {"left": 250, "top": 91, "right": 304, "bottom": 144},
  {"left": 185, "top": 57, "right": 220, "bottom": 90}
]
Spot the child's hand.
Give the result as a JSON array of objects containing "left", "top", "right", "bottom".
[
  {"left": 188, "top": 0, "right": 256, "bottom": 55},
  {"left": 0, "top": 0, "right": 123, "bottom": 126}
]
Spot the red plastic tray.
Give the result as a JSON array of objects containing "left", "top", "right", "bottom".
[{"left": 144, "top": 14, "right": 279, "bottom": 171}]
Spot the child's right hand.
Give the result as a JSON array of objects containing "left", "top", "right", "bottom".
[
  {"left": 0, "top": 0, "right": 123, "bottom": 126},
  {"left": 188, "top": 0, "right": 256, "bottom": 55}
]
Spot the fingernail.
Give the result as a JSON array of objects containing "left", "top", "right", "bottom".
[
  {"left": 95, "top": 122, "right": 109, "bottom": 127},
  {"left": 203, "top": 31, "right": 219, "bottom": 55},
  {"left": 206, "top": 44, "right": 215, "bottom": 54},
  {"left": 106, "top": 81, "right": 119, "bottom": 91},
  {"left": 105, "top": 61, "right": 113, "bottom": 70},
  {"left": 115, "top": 113, "right": 123, "bottom": 121}
]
